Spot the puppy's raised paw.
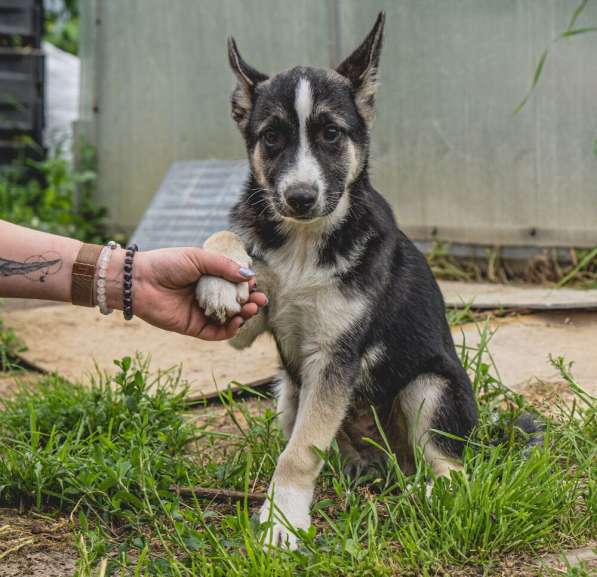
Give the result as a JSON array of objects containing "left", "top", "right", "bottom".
[{"left": 196, "top": 275, "right": 249, "bottom": 323}]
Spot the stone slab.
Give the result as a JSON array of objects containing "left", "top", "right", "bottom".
[{"left": 440, "top": 280, "right": 597, "bottom": 311}]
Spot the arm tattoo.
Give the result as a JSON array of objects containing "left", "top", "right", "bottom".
[{"left": 0, "top": 252, "right": 63, "bottom": 283}]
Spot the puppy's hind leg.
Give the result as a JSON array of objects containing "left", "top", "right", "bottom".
[{"left": 399, "top": 373, "right": 477, "bottom": 480}]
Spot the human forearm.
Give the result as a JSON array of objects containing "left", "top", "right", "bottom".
[
  {"left": 0, "top": 220, "right": 82, "bottom": 302},
  {"left": 0, "top": 219, "right": 267, "bottom": 341}
]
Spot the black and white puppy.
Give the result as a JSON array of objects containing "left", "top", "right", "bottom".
[{"left": 196, "top": 12, "right": 478, "bottom": 549}]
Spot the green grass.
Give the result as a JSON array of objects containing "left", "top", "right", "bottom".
[
  {"left": 0, "top": 329, "right": 595, "bottom": 576},
  {"left": 0, "top": 301, "right": 26, "bottom": 371}
]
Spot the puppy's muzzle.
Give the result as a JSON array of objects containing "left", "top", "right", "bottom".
[{"left": 283, "top": 183, "right": 319, "bottom": 218}]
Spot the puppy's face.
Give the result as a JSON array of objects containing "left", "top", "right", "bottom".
[{"left": 228, "top": 12, "right": 385, "bottom": 222}]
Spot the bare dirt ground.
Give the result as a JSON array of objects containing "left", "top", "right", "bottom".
[{"left": 0, "top": 508, "right": 77, "bottom": 577}]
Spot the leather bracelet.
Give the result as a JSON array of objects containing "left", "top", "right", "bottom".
[
  {"left": 123, "top": 244, "right": 139, "bottom": 320},
  {"left": 71, "top": 243, "right": 103, "bottom": 307}
]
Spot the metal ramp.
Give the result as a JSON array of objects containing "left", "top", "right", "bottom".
[{"left": 130, "top": 160, "right": 249, "bottom": 250}]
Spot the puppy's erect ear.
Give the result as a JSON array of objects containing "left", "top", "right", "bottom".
[
  {"left": 336, "top": 11, "right": 385, "bottom": 124},
  {"left": 228, "top": 37, "right": 268, "bottom": 132}
]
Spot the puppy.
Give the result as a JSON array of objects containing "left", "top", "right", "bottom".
[{"left": 196, "top": 12, "right": 478, "bottom": 549}]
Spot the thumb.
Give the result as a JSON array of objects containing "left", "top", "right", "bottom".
[{"left": 186, "top": 248, "right": 255, "bottom": 282}]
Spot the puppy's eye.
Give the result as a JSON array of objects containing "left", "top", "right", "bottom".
[
  {"left": 322, "top": 125, "right": 341, "bottom": 144},
  {"left": 263, "top": 129, "right": 283, "bottom": 148}
]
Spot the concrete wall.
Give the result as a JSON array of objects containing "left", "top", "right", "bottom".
[{"left": 80, "top": 0, "right": 597, "bottom": 246}]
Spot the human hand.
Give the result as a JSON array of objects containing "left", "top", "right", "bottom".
[{"left": 107, "top": 247, "right": 267, "bottom": 340}]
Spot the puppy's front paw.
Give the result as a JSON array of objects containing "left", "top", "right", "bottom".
[
  {"left": 196, "top": 275, "right": 249, "bottom": 323},
  {"left": 259, "top": 485, "right": 311, "bottom": 550}
]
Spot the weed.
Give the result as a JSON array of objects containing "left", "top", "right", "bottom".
[
  {"left": 45, "top": 0, "right": 80, "bottom": 55},
  {"left": 515, "top": 0, "right": 597, "bottom": 114},
  {"left": 427, "top": 240, "right": 597, "bottom": 288}
]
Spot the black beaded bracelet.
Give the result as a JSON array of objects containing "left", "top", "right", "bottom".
[{"left": 123, "top": 244, "right": 139, "bottom": 321}]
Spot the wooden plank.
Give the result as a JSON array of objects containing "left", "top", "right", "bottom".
[{"left": 440, "top": 281, "right": 597, "bottom": 310}]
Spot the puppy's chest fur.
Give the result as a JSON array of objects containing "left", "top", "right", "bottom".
[{"left": 253, "top": 231, "right": 365, "bottom": 377}]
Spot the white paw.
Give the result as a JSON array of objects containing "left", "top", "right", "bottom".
[
  {"left": 405, "top": 481, "right": 434, "bottom": 500},
  {"left": 425, "top": 481, "right": 434, "bottom": 500},
  {"left": 195, "top": 275, "right": 249, "bottom": 323},
  {"left": 259, "top": 485, "right": 311, "bottom": 550}
]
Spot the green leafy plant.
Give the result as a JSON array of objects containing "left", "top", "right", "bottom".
[
  {"left": 44, "top": 0, "right": 80, "bottom": 55},
  {"left": 0, "top": 142, "right": 108, "bottom": 244},
  {"left": 515, "top": 0, "right": 597, "bottom": 113},
  {"left": 0, "top": 356, "right": 195, "bottom": 513}
]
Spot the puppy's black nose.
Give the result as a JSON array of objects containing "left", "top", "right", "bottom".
[{"left": 284, "top": 184, "right": 318, "bottom": 215}]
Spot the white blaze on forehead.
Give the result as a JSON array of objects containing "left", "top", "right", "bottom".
[
  {"left": 295, "top": 77, "right": 313, "bottom": 130},
  {"left": 279, "top": 77, "right": 325, "bottom": 202}
]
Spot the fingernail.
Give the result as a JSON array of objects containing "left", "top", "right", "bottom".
[
  {"left": 263, "top": 296, "right": 269, "bottom": 305},
  {"left": 239, "top": 267, "right": 256, "bottom": 278}
]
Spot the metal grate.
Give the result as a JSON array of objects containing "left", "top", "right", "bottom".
[{"left": 130, "top": 160, "right": 249, "bottom": 250}]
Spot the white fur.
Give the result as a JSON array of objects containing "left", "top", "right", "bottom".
[
  {"left": 325, "top": 187, "right": 351, "bottom": 229},
  {"left": 358, "top": 342, "right": 386, "bottom": 391},
  {"left": 279, "top": 78, "right": 325, "bottom": 210},
  {"left": 195, "top": 276, "right": 248, "bottom": 323},
  {"left": 295, "top": 77, "right": 312, "bottom": 127},
  {"left": 262, "top": 375, "right": 351, "bottom": 550},
  {"left": 259, "top": 483, "right": 312, "bottom": 550},
  {"left": 399, "top": 374, "right": 447, "bottom": 446},
  {"left": 195, "top": 231, "right": 251, "bottom": 323},
  {"left": 265, "top": 224, "right": 366, "bottom": 372},
  {"left": 275, "top": 371, "right": 299, "bottom": 439},
  {"left": 399, "top": 374, "right": 464, "bottom": 479},
  {"left": 345, "top": 139, "right": 361, "bottom": 185},
  {"left": 335, "top": 230, "right": 372, "bottom": 276},
  {"left": 251, "top": 224, "right": 366, "bottom": 549}
]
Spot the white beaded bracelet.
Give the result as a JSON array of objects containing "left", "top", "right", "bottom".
[{"left": 96, "top": 240, "right": 120, "bottom": 315}]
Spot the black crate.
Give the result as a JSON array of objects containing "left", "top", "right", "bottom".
[
  {"left": 0, "top": 0, "right": 44, "bottom": 167},
  {"left": 0, "top": 0, "right": 43, "bottom": 46},
  {"left": 0, "top": 48, "right": 44, "bottom": 135}
]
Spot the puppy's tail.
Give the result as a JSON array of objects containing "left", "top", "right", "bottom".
[
  {"left": 492, "top": 411, "right": 545, "bottom": 458},
  {"left": 513, "top": 412, "right": 545, "bottom": 457}
]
